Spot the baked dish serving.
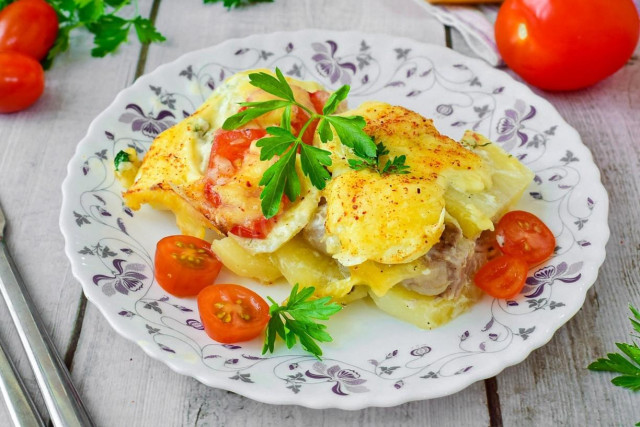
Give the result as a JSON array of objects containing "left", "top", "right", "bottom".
[{"left": 115, "top": 68, "right": 542, "bottom": 350}]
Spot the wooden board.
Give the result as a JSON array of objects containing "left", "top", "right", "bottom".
[
  {"left": 449, "top": 29, "right": 640, "bottom": 426},
  {"left": 0, "top": 1, "right": 155, "bottom": 423}
]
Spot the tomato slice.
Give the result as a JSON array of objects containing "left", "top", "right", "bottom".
[
  {"left": 197, "top": 284, "right": 270, "bottom": 343},
  {"left": 229, "top": 216, "right": 274, "bottom": 239},
  {"left": 309, "top": 90, "right": 330, "bottom": 114},
  {"left": 474, "top": 255, "right": 529, "bottom": 299},
  {"left": 154, "top": 235, "right": 222, "bottom": 297},
  {"left": 208, "top": 129, "right": 266, "bottom": 167},
  {"left": 290, "top": 106, "right": 317, "bottom": 145},
  {"left": 495, "top": 210, "right": 555, "bottom": 265}
]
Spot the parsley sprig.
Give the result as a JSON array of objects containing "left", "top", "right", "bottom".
[
  {"left": 262, "top": 284, "right": 342, "bottom": 359},
  {"left": 588, "top": 305, "right": 640, "bottom": 393},
  {"left": 43, "top": 0, "right": 166, "bottom": 68},
  {"left": 348, "top": 142, "right": 410, "bottom": 175},
  {"left": 222, "top": 68, "right": 378, "bottom": 218},
  {"left": 203, "top": 0, "right": 273, "bottom": 9}
]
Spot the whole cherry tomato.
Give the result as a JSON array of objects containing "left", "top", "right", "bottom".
[
  {"left": 495, "top": 0, "right": 640, "bottom": 90},
  {"left": 495, "top": 210, "right": 555, "bottom": 265},
  {"left": 154, "top": 235, "right": 222, "bottom": 297},
  {"left": 474, "top": 255, "right": 529, "bottom": 299},
  {"left": 0, "top": 51, "right": 44, "bottom": 113},
  {"left": 197, "top": 284, "right": 270, "bottom": 343},
  {"left": 0, "top": 0, "right": 58, "bottom": 61}
]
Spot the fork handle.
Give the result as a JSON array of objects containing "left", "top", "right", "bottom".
[
  {"left": 0, "top": 336, "right": 46, "bottom": 427},
  {"left": 0, "top": 241, "right": 94, "bottom": 427}
]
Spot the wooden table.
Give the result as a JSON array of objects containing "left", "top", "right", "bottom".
[{"left": 0, "top": 0, "right": 638, "bottom": 425}]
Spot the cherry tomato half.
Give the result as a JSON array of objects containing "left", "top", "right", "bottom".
[
  {"left": 495, "top": 210, "right": 555, "bottom": 265},
  {"left": 154, "top": 235, "right": 222, "bottom": 297},
  {"left": 197, "top": 284, "right": 270, "bottom": 343},
  {"left": 0, "top": 51, "right": 44, "bottom": 113},
  {"left": 495, "top": 0, "right": 640, "bottom": 90},
  {"left": 0, "top": 0, "right": 58, "bottom": 61},
  {"left": 474, "top": 255, "right": 529, "bottom": 299}
]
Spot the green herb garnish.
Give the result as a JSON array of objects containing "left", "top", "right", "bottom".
[
  {"left": 262, "top": 284, "right": 342, "bottom": 359},
  {"left": 588, "top": 305, "right": 640, "bottom": 393},
  {"left": 348, "top": 142, "right": 410, "bottom": 175},
  {"left": 43, "top": 0, "right": 166, "bottom": 68},
  {"left": 222, "top": 68, "right": 377, "bottom": 218},
  {"left": 203, "top": 0, "right": 273, "bottom": 9},
  {"left": 113, "top": 149, "right": 130, "bottom": 171}
]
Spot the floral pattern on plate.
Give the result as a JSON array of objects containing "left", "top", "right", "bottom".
[{"left": 60, "top": 30, "right": 609, "bottom": 409}]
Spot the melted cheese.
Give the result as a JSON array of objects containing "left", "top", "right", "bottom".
[
  {"left": 320, "top": 102, "right": 492, "bottom": 265},
  {"left": 122, "top": 69, "right": 323, "bottom": 245}
]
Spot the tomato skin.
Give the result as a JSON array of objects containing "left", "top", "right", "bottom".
[
  {"left": 229, "top": 216, "right": 274, "bottom": 239},
  {"left": 154, "top": 235, "right": 222, "bottom": 297},
  {"left": 495, "top": 0, "right": 640, "bottom": 90},
  {"left": 474, "top": 255, "right": 529, "bottom": 299},
  {"left": 209, "top": 129, "right": 266, "bottom": 167},
  {"left": 0, "top": 0, "right": 58, "bottom": 61},
  {"left": 495, "top": 210, "right": 555, "bottom": 265},
  {"left": 197, "top": 284, "right": 270, "bottom": 343},
  {"left": 309, "top": 90, "right": 329, "bottom": 114},
  {"left": 0, "top": 51, "right": 44, "bottom": 113}
]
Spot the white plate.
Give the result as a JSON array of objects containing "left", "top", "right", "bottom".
[{"left": 60, "top": 30, "right": 609, "bottom": 409}]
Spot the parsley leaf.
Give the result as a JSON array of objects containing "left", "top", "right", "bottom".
[
  {"left": 41, "top": 0, "right": 166, "bottom": 68},
  {"left": 322, "top": 115, "right": 376, "bottom": 158},
  {"left": 113, "top": 150, "right": 130, "bottom": 171},
  {"left": 348, "top": 142, "right": 410, "bottom": 175},
  {"left": 222, "top": 67, "right": 381, "bottom": 217},
  {"left": 203, "top": 0, "right": 273, "bottom": 8},
  {"left": 588, "top": 305, "right": 640, "bottom": 393},
  {"left": 299, "top": 143, "right": 332, "bottom": 190},
  {"left": 259, "top": 145, "right": 299, "bottom": 218},
  {"left": 262, "top": 284, "right": 342, "bottom": 358}
]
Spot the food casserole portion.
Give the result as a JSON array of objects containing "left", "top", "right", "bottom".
[{"left": 118, "top": 69, "right": 533, "bottom": 329}]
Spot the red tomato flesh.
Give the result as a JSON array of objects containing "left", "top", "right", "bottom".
[
  {"left": 198, "top": 284, "right": 270, "bottom": 343},
  {"left": 0, "top": 0, "right": 58, "bottom": 61},
  {"left": 309, "top": 90, "right": 330, "bottom": 114},
  {"left": 154, "top": 235, "right": 222, "bottom": 297},
  {"left": 0, "top": 51, "right": 44, "bottom": 113},
  {"left": 474, "top": 255, "right": 529, "bottom": 299},
  {"left": 495, "top": 210, "right": 555, "bottom": 265},
  {"left": 495, "top": 0, "right": 640, "bottom": 90},
  {"left": 209, "top": 128, "right": 266, "bottom": 167}
]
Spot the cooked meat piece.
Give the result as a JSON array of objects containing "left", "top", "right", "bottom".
[
  {"left": 302, "top": 202, "right": 333, "bottom": 255},
  {"left": 401, "top": 224, "right": 491, "bottom": 298}
]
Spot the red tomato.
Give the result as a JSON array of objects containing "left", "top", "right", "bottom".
[
  {"left": 154, "top": 235, "right": 222, "bottom": 297},
  {"left": 309, "top": 90, "right": 330, "bottom": 114},
  {"left": 0, "top": 51, "right": 44, "bottom": 113},
  {"left": 495, "top": 210, "right": 555, "bottom": 265},
  {"left": 474, "top": 255, "right": 529, "bottom": 299},
  {"left": 495, "top": 0, "right": 640, "bottom": 90},
  {"left": 229, "top": 217, "right": 274, "bottom": 239},
  {"left": 209, "top": 129, "right": 266, "bottom": 167},
  {"left": 0, "top": 0, "right": 58, "bottom": 61},
  {"left": 290, "top": 105, "right": 317, "bottom": 145},
  {"left": 197, "top": 284, "right": 270, "bottom": 343}
]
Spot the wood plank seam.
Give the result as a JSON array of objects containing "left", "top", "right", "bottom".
[
  {"left": 62, "top": 295, "right": 88, "bottom": 370},
  {"left": 443, "top": 23, "right": 505, "bottom": 426},
  {"left": 484, "top": 377, "right": 503, "bottom": 427},
  {"left": 63, "top": 0, "right": 163, "bottom": 376},
  {"left": 135, "top": 0, "right": 164, "bottom": 79}
]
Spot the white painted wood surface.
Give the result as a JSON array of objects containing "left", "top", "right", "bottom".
[{"left": 0, "top": 0, "right": 638, "bottom": 425}]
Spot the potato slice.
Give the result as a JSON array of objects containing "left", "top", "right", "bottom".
[
  {"left": 210, "top": 237, "right": 281, "bottom": 283},
  {"left": 369, "top": 283, "right": 483, "bottom": 330}
]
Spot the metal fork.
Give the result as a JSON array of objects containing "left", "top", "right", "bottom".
[{"left": 0, "top": 202, "right": 94, "bottom": 427}]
